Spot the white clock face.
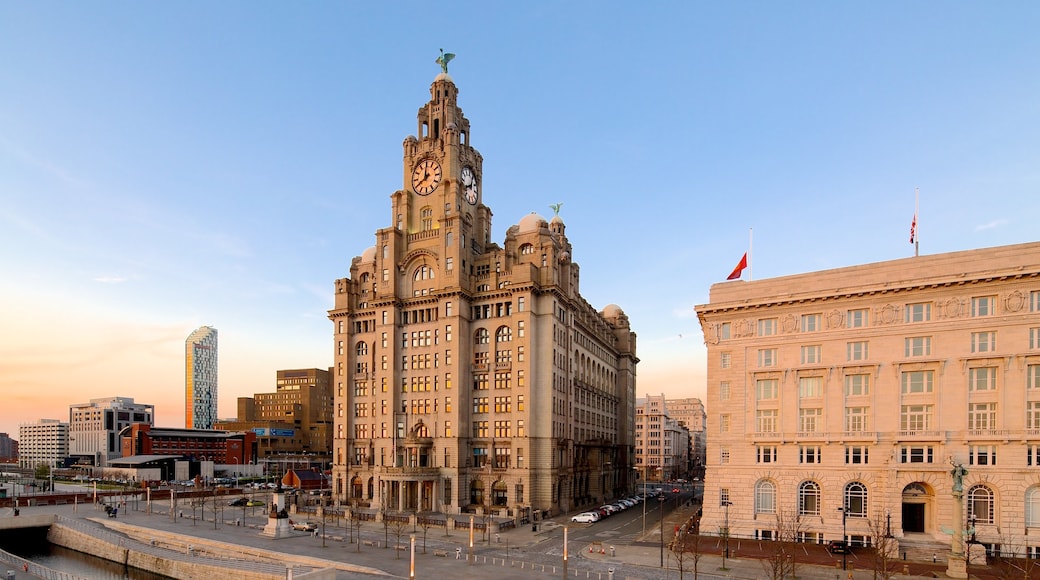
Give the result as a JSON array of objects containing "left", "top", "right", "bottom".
[{"left": 461, "top": 166, "right": 478, "bottom": 205}]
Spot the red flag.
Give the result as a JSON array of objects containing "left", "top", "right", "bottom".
[
  {"left": 909, "top": 213, "right": 917, "bottom": 244},
  {"left": 727, "top": 252, "right": 748, "bottom": 280}
]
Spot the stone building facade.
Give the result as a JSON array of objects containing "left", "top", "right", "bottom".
[
  {"left": 696, "top": 242, "right": 1040, "bottom": 557},
  {"left": 329, "top": 65, "right": 637, "bottom": 519}
]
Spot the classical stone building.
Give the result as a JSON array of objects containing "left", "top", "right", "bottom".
[
  {"left": 329, "top": 63, "right": 637, "bottom": 519},
  {"left": 635, "top": 395, "right": 691, "bottom": 482},
  {"left": 696, "top": 242, "right": 1040, "bottom": 558},
  {"left": 667, "top": 397, "right": 707, "bottom": 476}
]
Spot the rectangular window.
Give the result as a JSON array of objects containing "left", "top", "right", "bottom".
[
  {"left": 719, "top": 322, "right": 731, "bottom": 340},
  {"left": 719, "top": 414, "right": 730, "bottom": 433},
  {"left": 969, "top": 445, "right": 997, "bottom": 466},
  {"left": 845, "top": 374, "right": 870, "bottom": 396},
  {"left": 845, "top": 446, "right": 868, "bottom": 465},
  {"left": 1029, "top": 445, "right": 1040, "bottom": 466},
  {"left": 1031, "top": 328, "right": 1040, "bottom": 350},
  {"left": 900, "top": 446, "right": 933, "bottom": 463},
  {"left": 1032, "top": 291, "right": 1040, "bottom": 312},
  {"left": 901, "top": 404, "right": 932, "bottom": 431},
  {"left": 801, "top": 313, "right": 821, "bottom": 332},
  {"left": 756, "top": 379, "right": 778, "bottom": 401},
  {"left": 969, "top": 367, "right": 997, "bottom": 391},
  {"left": 971, "top": 296, "right": 995, "bottom": 317},
  {"left": 799, "top": 408, "right": 821, "bottom": 433},
  {"left": 518, "top": 297, "right": 525, "bottom": 312},
  {"left": 719, "top": 381, "right": 730, "bottom": 401},
  {"left": 901, "top": 370, "right": 934, "bottom": 394},
  {"left": 1030, "top": 365, "right": 1040, "bottom": 390},
  {"left": 1028, "top": 401, "right": 1040, "bottom": 429},
  {"left": 800, "top": 345, "right": 821, "bottom": 364},
  {"left": 845, "top": 407, "right": 868, "bottom": 432},
  {"left": 799, "top": 445, "right": 821, "bottom": 464},
  {"left": 758, "top": 348, "right": 777, "bottom": 367},
  {"left": 758, "top": 318, "right": 777, "bottom": 336},
  {"left": 720, "top": 353, "right": 731, "bottom": 369},
  {"left": 720, "top": 447, "right": 730, "bottom": 464},
  {"left": 905, "top": 302, "right": 931, "bottom": 323},
  {"left": 846, "top": 341, "right": 868, "bottom": 361},
  {"left": 971, "top": 331, "right": 996, "bottom": 353},
  {"left": 847, "top": 308, "right": 868, "bottom": 328},
  {"left": 756, "top": 409, "right": 778, "bottom": 433},
  {"left": 905, "top": 336, "right": 931, "bottom": 357},
  {"left": 720, "top": 488, "right": 731, "bottom": 506},
  {"left": 799, "top": 376, "right": 822, "bottom": 399},
  {"left": 756, "top": 445, "right": 777, "bottom": 463},
  {"left": 968, "top": 402, "right": 997, "bottom": 430}
]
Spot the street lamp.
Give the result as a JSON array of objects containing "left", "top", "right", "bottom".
[
  {"left": 837, "top": 506, "right": 848, "bottom": 570},
  {"left": 659, "top": 494, "right": 666, "bottom": 567},
  {"left": 633, "top": 466, "right": 648, "bottom": 536},
  {"left": 721, "top": 500, "right": 732, "bottom": 570}
]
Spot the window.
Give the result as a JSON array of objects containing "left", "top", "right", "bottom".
[
  {"left": 719, "top": 381, "right": 730, "bottom": 401},
  {"left": 719, "top": 322, "right": 731, "bottom": 340},
  {"left": 845, "top": 482, "right": 868, "bottom": 517},
  {"left": 971, "top": 331, "right": 996, "bottom": 353},
  {"left": 845, "top": 374, "right": 870, "bottom": 396},
  {"left": 1030, "top": 365, "right": 1040, "bottom": 390},
  {"left": 758, "top": 349, "right": 777, "bottom": 367},
  {"left": 799, "top": 408, "right": 821, "bottom": 433},
  {"left": 900, "top": 446, "right": 933, "bottom": 463},
  {"left": 720, "top": 447, "right": 730, "bottom": 464},
  {"left": 800, "top": 445, "right": 821, "bottom": 464},
  {"left": 1031, "top": 328, "right": 1040, "bottom": 350},
  {"left": 756, "top": 409, "right": 778, "bottom": 433},
  {"left": 756, "top": 445, "right": 777, "bottom": 463},
  {"left": 799, "top": 376, "right": 822, "bottom": 398},
  {"left": 719, "top": 414, "right": 730, "bottom": 433},
  {"left": 969, "top": 367, "right": 996, "bottom": 391},
  {"left": 901, "top": 370, "right": 933, "bottom": 394},
  {"left": 968, "top": 403, "right": 996, "bottom": 430},
  {"left": 968, "top": 485, "right": 994, "bottom": 524},
  {"left": 720, "top": 488, "right": 731, "bottom": 507},
  {"left": 801, "top": 313, "right": 821, "bottom": 332},
  {"left": 474, "top": 328, "right": 489, "bottom": 344},
  {"left": 969, "top": 445, "right": 997, "bottom": 466},
  {"left": 720, "top": 353, "right": 731, "bottom": 369},
  {"left": 1027, "top": 401, "right": 1040, "bottom": 430},
  {"left": 758, "top": 318, "right": 777, "bottom": 336},
  {"left": 1030, "top": 445, "right": 1040, "bottom": 466},
  {"left": 755, "top": 480, "right": 776, "bottom": 515},
  {"left": 496, "top": 326, "right": 512, "bottom": 343},
  {"left": 845, "top": 446, "right": 868, "bottom": 464},
  {"left": 846, "top": 341, "right": 868, "bottom": 361},
  {"left": 1033, "top": 291, "right": 1040, "bottom": 312},
  {"left": 798, "top": 481, "right": 821, "bottom": 516},
  {"left": 971, "top": 296, "right": 995, "bottom": 317},
  {"left": 845, "top": 407, "right": 868, "bottom": 432},
  {"left": 905, "top": 336, "right": 931, "bottom": 357},
  {"left": 756, "top": 379, "right": 778, "bottom": 401},
  {"left": 1026, "top": 486, "right": 1040, "bottom": 528},
  {"left": 800, "top": 345, "right": 821, "bottom": 364},
  {"left": 901, "top": 405, "right": 932, "bottom": 431},
  {"left": 847, "top": 309, "right": 869, "bottom": 328},
  {"left": 905, "top": 302, "right": 931, "bottom": 323}
]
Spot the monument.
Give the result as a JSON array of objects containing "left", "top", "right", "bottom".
[
  {"left": 261, "top": 483, "right": 293, "bottom": 539},
  {"left": 946, "top": 461, "right": 968, "bottom": 578}
]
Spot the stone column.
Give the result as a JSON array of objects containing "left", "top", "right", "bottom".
[{"left": 946, "top": 463, "right": 968, "bottom": 579}]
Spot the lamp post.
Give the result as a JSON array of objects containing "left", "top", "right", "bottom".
[
  {"left": 721, "top": 500, "right": 732, "bottom": 570},
  {"left": 563, "top": 525, "right": 569, "bottom": 578},
  {"left": 659, "top": 494, "right": 666, "bottom": 567},
  {"left": 633, "top": 466, "right": 648, "bottom": 536},
  {"left": 837, "top": 506, "right": 848, "bottom": 571}
]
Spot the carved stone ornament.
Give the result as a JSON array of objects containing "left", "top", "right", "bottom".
[
  {"left": 880, "top": 304, "right": 899, "bottom": 325},
  {"left": 1006, "top": 290, "right": 1025, "bottom": 313},
  {"left": 825, "top": 309, "right": 844, "bottom": 330},
  {"left": 705, "top": 322, "right": 719, "bottom": 345},
  {"left": 781, "top": 314, "right": 797, "bottom": 334},
  {"left": 734, "top": 318, "right": 754, "bottom": 338},
  {"left": 941, "top": 297, "right": 963, "bottom": 319}
]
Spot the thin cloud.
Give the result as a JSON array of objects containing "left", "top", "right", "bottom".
[
  {"left": 93, "top": 276, "right": 128, "bottom": 284},
  {"left": 975, "top": 219, "right": 1009, "bottom": 232}
]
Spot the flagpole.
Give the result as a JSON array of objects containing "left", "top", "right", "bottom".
[
  {"left": 748, "top": 228, "right": 753, "bottom": 281},
  {"left": 914, "top": 187, "right": 919, "bottom": 257}
]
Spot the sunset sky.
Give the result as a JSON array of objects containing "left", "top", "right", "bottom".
[{"left": 2, "top": 2, "right": 1038, "bottom": 437}]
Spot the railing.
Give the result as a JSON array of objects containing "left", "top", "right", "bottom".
[{"left": 0, "top": 546, "right": 85, "bottom": 580}]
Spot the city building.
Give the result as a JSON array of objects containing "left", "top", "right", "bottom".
[
  {"left": 120, "top": 423, "right": 255, "bottom": 465},
  {"left": 215, "top": 368, "right": 334, "bottom": 461},
  {"left": 635, "top": 395, "right": 691, "bottom": 483},
  {"left": 185, "top": 325, "right": 218, "bottom": 429},
  {"left": 695, "top": 241, "right": 1040, "bottom": 558},
  {"left": 667, "top": 397, "right": 707, "bottom": 476},
  {"left": 69, "top": 396, "right": 154, "bottom": 466},
  {"left": 0, "top": 433, "right": 17, "bottom": 464},
  {"left": 329, "top": 63, "right": 637, "bottom": 519},
  {"left": 18, "top": 419, "right": 69, "bottom": 469}
]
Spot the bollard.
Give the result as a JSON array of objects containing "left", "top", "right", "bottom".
[
  {"left": 608, "top": 568, "right": 615, "bottom": 580},
  {"left": 610, "top": 546, "right": 615, "bottom": 557}
]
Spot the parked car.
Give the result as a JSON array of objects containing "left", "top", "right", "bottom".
[
  {"left": 599, "top": 505, "right": 618, "bottom": 515},
  {"left": 828, "top": 540, "right": 849, "bottom": 554},
  {"left": 292, "top": 521, "right": 318, "bottom": 531},
  {"left": 228, "top": 497, "right": 248, "bottom": 507},
  {"left": 570, "top": 512, "right": 599, "bottom": 523},
  {"left": 246, "top": 500, "right": 265, "bottom": 507}
]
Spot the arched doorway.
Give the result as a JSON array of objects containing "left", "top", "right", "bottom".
[{"left": 901, "top": 482, "right": 932, "bottom": 534}]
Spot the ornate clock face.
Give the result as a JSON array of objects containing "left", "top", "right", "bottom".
[
  {"left": 411, "top": 159, "right": 442, "bottom": 195},
  {"left": 460, "top": 166, "right": 478, "bottom": 205}
]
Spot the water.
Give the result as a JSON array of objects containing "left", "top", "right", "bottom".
[{"left": 0, "top": 529, "right": 172, "bottom": 580}]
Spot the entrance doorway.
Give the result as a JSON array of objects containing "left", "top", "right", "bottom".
[{"left": 902, "top": 502, "right": 925, "bottom": 533}]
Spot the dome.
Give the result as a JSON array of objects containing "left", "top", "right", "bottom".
[
  {"left": 602, "top": 304, "right": 624, "bottom": 318},
  {"left": 434, "top": 72, "right": 454, "bottom": 83},
  {"left": 518, "top": 212, "right": 548, "bottom": 233},
  {"left": 360, "top": 246, "right": 377, "bottom": 263},
  {"left": 550, "top": 215, "right": 564, "bottom": 225}
]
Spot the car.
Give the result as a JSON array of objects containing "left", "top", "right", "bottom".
[
  {"left": 617, "top": 499, "right": 635, "bottom": 508},
  {"left": 228, "top": 498, "right": 248, "bottom": 507},
  {"left": 570, "top": 512, "right": 599, "bottom": 523},
  {"left": 246, "top": 500, "right": 265, "bottom": 507},
  {"left": 828, "top": 540, "right": 849, "bottom": 554},
  {"left": 292, "top": 521, "right": 318, "bottom": 531},
  {"left": 599, "top": 505, "right": 618, "bottom": 515},
  {"left": 672, "top": 487, "right": 681, "bottom": 493}
]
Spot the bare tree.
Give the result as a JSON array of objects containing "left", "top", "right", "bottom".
[
  {"left": 389, "top": 516, "right": 409, "bottom": 559},
  {"left": 671, "top": 515, "right": 703, "bottom": 580},
  {"left": 866, "top": 511, "right": 898, "bottom": 580},
  {"left": 761, "top": 508, "right": 806, "bottom": 580},
  {"left": 991, "top": 527, "right": 1040, "bottom": 580},
  {"left": 418, "top": 515, "right": 434, "bottom": 554}
]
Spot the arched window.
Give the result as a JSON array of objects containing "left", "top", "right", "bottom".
[
  {"left": 520, "top": 243, "right": 535, "bottom": 255},
  {"left": 1026, "top": 486, "right": 1040, "bottom": 528},
  {"left": 414, "top": 265, "right": 435, "bottom": 281},
  {"left": 798, "top": 481, "right": 821, "bottom": 516},
  {"left": 496, "top": 326, "right": 512, "bottom": 343},
  {"left": 421, "top": 206, "right": 434, "bottom": 231},
  {"left": 474, "top": 328, "right": 489, "bottom": 345},
  {"left": 356, "top": 342, "right": 369, "bottom": 357},
  {"left": 845, "top": 482, "right": 868, "bottom": 518},
  {"left": 968, "top": 484, "right": 994, "bottom": 524},
  {"left": 493, "top": 480, "right": 508, "bottom": 506},
  {"left": 755, "top": 480, "right": 776, "bottom": 515},
  {"left": 470, "top": 479, "right": 485, "bottom": 506},
  {"left": 360, "top": 272, "right": 370, "bottom": 284},
  {"left": 351, "top": 476, "right": 363, "bottom": 499}
]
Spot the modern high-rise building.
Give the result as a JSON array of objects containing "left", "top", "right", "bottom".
[
  {"left": 0, "top": 433, "right": 18, "bottom": 463},
  {"left": 69, "top": 396, "right": 154, "bottom": 466},
  {"left": 18, "top": 419, "right": 69, "bottom": 469},
  {"left": 329, "top": 61, "right": 638, "bottom": 519},
  {"left": 696, "top": 242, "right": 1040, "bottom": 559},
  {"left": 185, "top": 326, "right": 218, "bottom": 429}
]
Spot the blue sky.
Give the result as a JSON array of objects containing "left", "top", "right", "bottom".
[{"left": 2, "top": 1, "right": 1038, "bottom": 436}]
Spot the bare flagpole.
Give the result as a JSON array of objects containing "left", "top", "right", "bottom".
[{"left": 914, "top": 187, "right": 920, "bottom": 257}]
